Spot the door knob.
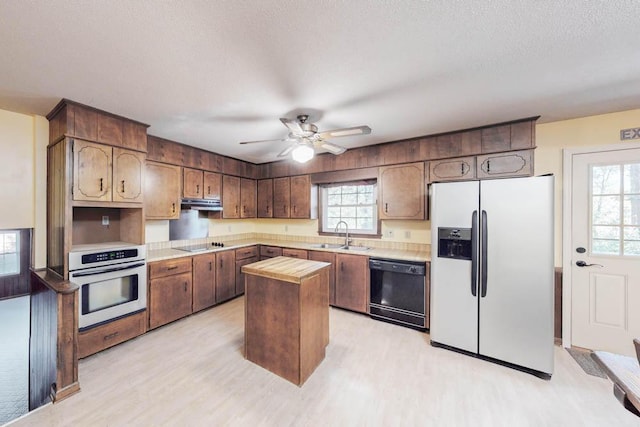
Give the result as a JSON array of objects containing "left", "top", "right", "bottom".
[{"left": 576, "top": 260, "right": 603, "bottom": 267}]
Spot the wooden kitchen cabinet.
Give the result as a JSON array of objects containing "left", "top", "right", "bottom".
[
  {"left": 222, "top": 175, "right": 241, "bottom": 218},
  {"left": 259, "top": 245, "right": 283, "bottom": 260},
  {"left": 273, "top": 177, "right": 291, "bottom": 218},
  {"left": 183, "top": 167, "right": 204, "bottom": 199},
  {"left": 204, "top": 171, "right": 221, "bottom": 200},
  {"left": 215, "top": 250, "right": 236, "bottom": 303},
  {"left": 192, "top": 253, "right": 216, "bottom": 312},
  {"left": 309, "top": 250, "right": 336, "bottom": 305},
  {"left": 335, "top": 253, "right": 369, "bottom": 313},
  {"left": 235, "top": 246, "right": 258, "bottom": 295},
  {"left": 78, "top": 310, "right": 147, "bottom": 359},
  {"left": 240, "top": 178, "right": 257, "bottom": 218},
  {"left": 145, "top": 161, "right": 181, "bottom": 219},
  {"left": 429, "top": 156, "right": 476, "bottom": 182},
  {"left": 476, "top": 150, "right": 533, "bottom": 179},
  {"left": 148, "top": 257, "right": 193, "bottom": 330},
  {"left": 379, "top": 162, "right": 425, "bottom": 220},
  {"left": 257, "top": 179, "right": 273, "bottom": 218},
  {"left": 112, "top": 147, "right": 145, "bottom": 203},
  {"left": 290, "top": 175, "right": 311, "bottom": 218},
  {"left": 282, "top": 248, "right": 308, "bottom": 259}
]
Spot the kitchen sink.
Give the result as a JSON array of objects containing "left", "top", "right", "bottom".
[
  {"left": 308, "top": 243, "right": 344, "bottom": 249},
  {"left": 340, "top": 245, "right": 371, "bottom": 251}
]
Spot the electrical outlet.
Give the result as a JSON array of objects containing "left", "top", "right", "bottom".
[
  {"left": 285, "top": 225, "right": 289, "bottom": 232},
  {"left": 386, "top": 230, "right": 394, "bottom": 238},
  {"left": 101, "top": 216, "right": 109, "bottom": 226},
  {"left": 227, "top": 225, "right": 232, "bottom": 232}
]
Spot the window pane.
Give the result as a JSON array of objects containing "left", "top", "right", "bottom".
[
  {"left": 341, "top": 206, "right": 356, "bottom": 217},
  {"left": 592, "top": 226, "right": 619, "bottom": 239},
  {"left": 342, "top": 193, "right": 357, "bottom": 205},
  {"left": 624, "top": 163, "right": 640, "bottom": 194},
  {"left": 327, "top": 207, "right": 341, "bottom": 218},
  {"left": 358, "top": 192, "right": 374, "bottom": 204},
  {"left": 624, "top": 195, "right": 640, "bottom": 225},
  {"left": 357, "top": 218, "right": 373, "bottom": 229},
  {"left": 342, "top": 185, "right": 357, "bottom": 194},
  {"left": 326, "top": 217, "right": 339, "bottom": 229},
  {"left": 592, "top": 165, "right": 620, "bottom": 195},
  {"left": 328, "top": 195, "right": 341, "bottom": 206},
  {"left": 327, "top": 187, "right": 341, "bottom": 195},
  {"left": 624, "top": 241, "right": 640, "bottom": 256},
  {"left": 592, "top": 195, "right": 620, "bottom": 225},
  {"left": 592, "top": 239, "right": 619, "bottom": 255},
  {"left": 0, "top": 231, "right": 20, "bottom": 276},
  {"left": 357, "top": 206, "right": 373, "bottom": 217},
  {"left": 624, "top": 226, "right": 640, "bottom": 240}
]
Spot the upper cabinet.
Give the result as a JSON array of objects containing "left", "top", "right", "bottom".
[
  {"left": 379, "top": 163, "right": 425, "bottom": 220},
  {"left": 222, "top": 175, "right": 241, "bottom": 219},
  {"left": 271, "top": 175, "right": 311, "bottom": 219},
  {"left": 476, "top": 150, "right": 533, "bottom": 179},
  {"left": 257, "top": 179, "right": 273, "bottom": 218},
  {"left": 204, "top": 172, "right": 221, "bottom": 200},
  {"left": 240, "top": 178, "right": 257, "bottom": 218},
  {"left": 73, "top": 140, "right": 144, "bottom": 205},
  {"left": 145, "top": 161, "right": 181, "bottom": 220},
  {"left": 183, "top": 167, "right": 204, "bottom": 199},
  {"left": 429, "top": 156, "right": 477, "bottom": 182},
  {"left": 273, "top": 177, "right": 291, "bottom": 218}
]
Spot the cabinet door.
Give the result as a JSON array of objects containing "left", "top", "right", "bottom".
[
  {"left": 149, "top": 272, "right": 193, "bottom": 329},
  {"left": 235, "top": 255, "right": 258, "bottom": 296},
  {"left": 204, "top": 172, "right": 221, "bottom": 200},
  {"left": 222, "top": 175, "right": 241, "bottom": 218},
  {"left": 240, "top": 178, "right": 257, "bottom": 218},
  {"left": 273, "top": 177, "right": 290, "bottom": 218},
  {"left": 215, "top": 250, "right": 236, "bottom": 303},
  {"left": 379, "top": 163, "right": 424, "bottom": 220},
  {"left": 259, "top": 245, "right": 282, "bottom": 260},
  {"left": 282, "top": 248, "right": 308, "bottom": 259},
  {"left": 429, "top": 156, "right": 476, "bottom": 182},
  {"left": 257, "top": 179, "right": 273, "bottom": 218},
  {"left": 145, "top": 162, "right": 181, "bottom": 219},
  {"left": 192, "top": 253, "right": 216, "bottom": 312},
  {"left": 290, "top": 175, "right": 311, "bottom": 218},
  {"left": 183, "top": 167, "right": 204, "bottom": 199},
  {"left": 73, "top": 140, "right": 112, "bottom": 202},
  {"left": 476, "top": 150, "right": 533, "bottom": 179},
  {"left": 335, "top": 253, "right": 369, "bottom": 313},
  {"left": 309, "top": 251, "right": 336, "bottom": 306},
  {"left": 112, "top": 147, "right": 145, "bottom": 203}
]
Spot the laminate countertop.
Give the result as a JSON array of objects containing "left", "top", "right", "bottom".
[
  {"left": 241, "top": 256, "right": 331, "bottom": 284},
  {"left": 147, "top": 238, "right": 430, "bottom": 264}
]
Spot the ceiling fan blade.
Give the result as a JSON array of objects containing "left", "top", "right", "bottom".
[
  {"left": 277, "top": 144, "right": 296, "bottom": 157},
  {"left": 280, "top": 117, "right": 303, "bottom": 134},
  {"left": 319, "top": 141, "right": 347, "bottom": 155},
  {"left": 318, "top": 125, "right": 371, "bottom": 139},
  {"left": 239, "top": 138, "right": 291, "bottom": 145}
]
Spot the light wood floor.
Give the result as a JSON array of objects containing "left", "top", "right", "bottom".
[{"left": 10, "top": 297, "right": 640, "bottom": 427}]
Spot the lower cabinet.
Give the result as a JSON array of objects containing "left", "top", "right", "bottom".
[
  {"left": 335, "top": 253, "right": 369, "bottom": 313},
  {"left": 282, "top": 248, "right": 308, "bottom": 259},
  {"left": 78, "top": 310, "right": 147, "bottom": 358},
  {"left": 308, "top": 250, "right": 336, "bottom": 306},
  {"left": 235, "top": 246, "right": 259, "bottom": 296},
  {"left": 192, "top": 253, "right": 216, "bottom": 312},
  {"left": 148, "top": 258, "right": 193, "bottom": 329},
  {"left": 259, "top": 245, "right": 282, "bottom": 261},
  {"left": 215, "top": 249, "right": 236, "bottom": 303}
]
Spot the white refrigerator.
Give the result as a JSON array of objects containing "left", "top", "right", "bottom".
[{"left": 430, "top": 175, "right": 554, "bottom": 377}]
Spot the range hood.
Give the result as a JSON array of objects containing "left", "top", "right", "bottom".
[{"left": 181, "top": 198, "right": 223, "bottom": 212}]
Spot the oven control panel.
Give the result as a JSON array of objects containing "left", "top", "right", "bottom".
[{"left": 82, "top": 249, "right": 139, "bottom": 265}]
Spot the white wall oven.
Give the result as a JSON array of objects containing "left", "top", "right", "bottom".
[{"left": 69, "top": 243, "right": 146, "bottom": 330}]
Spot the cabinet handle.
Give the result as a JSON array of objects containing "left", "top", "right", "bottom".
[
  {"left": 220, "top": 259, "right": 224, "bottom": 269},
  {"left": 340, "top": 262, "right": 344, "bottom": 272},
  {"left": 487, "top": 160, "right": 491, "bottom": 173},
  {"left": 209, "top": 261, "right": 212, "bottom": 271},
  {"left": 100, "top": 177, "right": 103, "bottom": 192},
  {"left": 266, "top": 205, "right": 270, "bottom": 213},
  {"left": 207, "top": 185, "right": 211, "bottom": 195},
  {"left": 104, "top": 332, "right": 119, "bottom": 341},
  {"left": 172, "top": 203, "right": 176, "bottom": 213},
  {"left": 460, "top": 163, "right": 464, "bottom": 176},
  {"left": 184, "top": 282, "right": 188, "bottom": 292},
  {"left": 293, "top": 205, "right": 296, "bottom": 214},
  {"left": 167, "top": 266, "right": 178, "bottom": 271},
  {"left": 121, "top": 180, "right": 125, "bottom": 193},
  {"left": 196, "top": 184, "right": 200, "bottom": 193},
  {"left": 385, "top": 203, "right": 388, "bottom": 213},
  {"left": 235, "top": 205, "right": 238, "bottom": 214},
  {"left": 243, "top": 205, "right": 246, "bottom": 214}
]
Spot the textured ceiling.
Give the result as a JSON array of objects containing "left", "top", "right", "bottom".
[{"left": 1, "top": 1, "right": 639, "bottom": 163}]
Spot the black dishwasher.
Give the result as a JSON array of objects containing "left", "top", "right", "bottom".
[{"left": 369, "top": 258, "right": 427, "bottom": 330}]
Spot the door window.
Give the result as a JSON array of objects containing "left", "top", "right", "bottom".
[{"left": 591, "top": 162, "right": 640, "bottom": 256}]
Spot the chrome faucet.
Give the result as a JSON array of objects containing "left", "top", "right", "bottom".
[{"left": 334, "top": 220, "right": 350, "bottom": 248}]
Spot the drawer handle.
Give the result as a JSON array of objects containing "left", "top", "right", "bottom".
[
  {"left": 167, "top": 266, "right": 178, "bottom": 271},
  {"left": 104, "top": 332, "right": 119, "bottom": 341}
]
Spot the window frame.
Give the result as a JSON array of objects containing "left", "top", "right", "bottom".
[
  {"left": 317, "top": 180, "right": 382, "bottom": 238},
  {"left": 0, "top": 230, "right": 21, "bottom": 278}
]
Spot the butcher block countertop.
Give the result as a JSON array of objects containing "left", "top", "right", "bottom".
[
  {"left": 241, "top": 256, "right": 331, "bottom": 284},
  {"left": 147, "top": 238, "right": 430, "bottom": 263}
]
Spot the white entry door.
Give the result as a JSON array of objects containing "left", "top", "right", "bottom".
[{"left": 571, "top": 148, "right": 640, "bottom": 356}]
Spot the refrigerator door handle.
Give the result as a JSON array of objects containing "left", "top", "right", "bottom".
[
  {"left": 481, "top": 210, "right": 488, "bottom": 297},
  {"left": 471, "top": 210, "right": 478, "bottom": 296}
]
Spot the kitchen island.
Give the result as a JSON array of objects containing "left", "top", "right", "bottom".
[{"left": 242, "top": 256, "right": 331, "bottom": 385}]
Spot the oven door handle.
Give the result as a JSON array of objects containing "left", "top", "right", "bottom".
[{"left": 71, "top": 262, "right": 146, "bottom": 278}]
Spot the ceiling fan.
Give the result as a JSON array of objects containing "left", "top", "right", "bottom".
[{"left": 239, "top": 115, "right": 371, "bottom": 163}]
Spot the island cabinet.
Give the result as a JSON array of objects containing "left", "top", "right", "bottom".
[
  {"left": 192, "top": 253, "right": 216, "bottom": 312},
  {"left": 257, "top": 178, "right": 273, "bottom": 218},
  {"left": 335, "top": 253, "right": 369, "bottom": 313},
  {"left": 148, "top": 258, "right": 193, "bottom": 330},
  {"left": 378, "top": 162, "right": 425, "bottom": 220},
  {"left": 240, "top": 178, "right": 257, "bottom": 218},
  {"left": 72, "top": 140, "right": 145, "bottom": 204},
  {"left": 308, "top": 250, "right": 336, "bottom": 305},
  {"left": 222, "top": 175, "right": 241, "bottom": 218},
  {"left": 215, "top": 249, "right": 236, "bottom": 303},
  {"left": 243, "top": 257, "right": 331, "bottom": 386},
  {"left": 183, "top": 167, "right": 204, "bottom": 199},
  {"left": 145, "top": 161, "right": 181, "bottom": 219},
  {"left": 235, "top": 246, "right": 259, "bottom": 295}
]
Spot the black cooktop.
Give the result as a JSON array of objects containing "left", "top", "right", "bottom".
[{"left": 174, "top": 242, "right": 224, "bottom": 253}]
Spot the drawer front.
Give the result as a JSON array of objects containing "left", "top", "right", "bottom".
[
  {"left": 282, "top": 248, "right": 308, "bottom": 259},
  {"left": 236, "top": 246, "right": 258, "bottom": 260},
  {"left": 78, "top": 310, "right": 147, "bottom": 359},
  {"left": 260, "top": 245, "right": 283, "bottom": 257},
  {"left": 149, "top": 257, "right": 192, "bottom": 279}
]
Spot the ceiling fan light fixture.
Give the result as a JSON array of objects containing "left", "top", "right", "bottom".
[{"left": 291, "top": 143, "right": 314, "bottom": 163}]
